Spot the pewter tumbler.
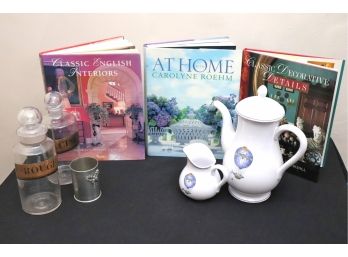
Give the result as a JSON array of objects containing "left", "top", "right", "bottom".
[{"left": 70, "top": 157, "right": 101, "bottom": 202}]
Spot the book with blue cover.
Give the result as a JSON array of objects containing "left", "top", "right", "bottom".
[{"left": 144, "top": 37, "right": 242, "bottom": 159}]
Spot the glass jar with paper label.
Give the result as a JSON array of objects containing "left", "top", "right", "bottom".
[
  {"left": 13, "top": 107, "right": 61, "bottom": 215},
  {"left": 44, "top": 91, "right": 79, "bottom": 185}
]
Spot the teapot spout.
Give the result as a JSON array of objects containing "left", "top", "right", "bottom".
[{"left": 213, "top": 100, "right": 236, "bottom": 152}]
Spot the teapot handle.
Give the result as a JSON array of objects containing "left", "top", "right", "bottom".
[
  {"left": 211, "top": 164, "right": 229, "bottom": 190},
  {"left": 274, "top": 124, "right": 308, "bottom": 178}
]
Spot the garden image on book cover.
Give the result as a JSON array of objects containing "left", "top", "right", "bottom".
[{"left": 145, "top": 47, "right": 242, "bottom": 158}]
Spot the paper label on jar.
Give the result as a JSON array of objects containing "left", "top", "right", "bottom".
[
  {"left": 15, "top": 156, "right": 58, "bottom": 180},
  {"left": 55, "top": 131, "right": 79, "bottom": 154}
]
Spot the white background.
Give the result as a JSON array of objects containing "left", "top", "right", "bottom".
[{"left": 0, "top": 13, "right": 346, "bottom": 184}]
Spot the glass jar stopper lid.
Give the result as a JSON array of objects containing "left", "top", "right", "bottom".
[
  {"left": 17, "top": 107, "right": 47, "bottom": 143},
  {"left": 44, "top": 91, "right": 64, "bottom": 117}
]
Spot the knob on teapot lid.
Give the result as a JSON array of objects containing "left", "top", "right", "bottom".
[
  {"left": 257, "top": 85, "right": 268, "bottom": 97},
  {"left": 236, "top": 85, "right": 285, "bottom": 122}
]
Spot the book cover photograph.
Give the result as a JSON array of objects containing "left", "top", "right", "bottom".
[
  {"left": 40, "top": 37, "right": 145, "bottom": 161},
  {"left": 144, "top": 39, "right": 242, "bottom": 159},
  {"left": 240, "top": 49, "right": 345, "bottom": 181}
]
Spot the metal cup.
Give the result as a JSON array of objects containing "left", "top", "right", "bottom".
[{"left": 70, "top": 157, "right": 101, "bottom": 203}]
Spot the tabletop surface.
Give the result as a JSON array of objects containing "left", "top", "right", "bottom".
[{"left": 0, "top": 140, "right": 347, "bottom": 243}]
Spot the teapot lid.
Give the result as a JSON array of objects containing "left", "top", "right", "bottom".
[{"left": 236, "top": 85, "right": 285, "bottom": 122}]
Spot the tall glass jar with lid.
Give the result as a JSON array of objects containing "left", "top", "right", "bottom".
[{"left": 13, "top": 107, "right": 61, "bottom": 215}]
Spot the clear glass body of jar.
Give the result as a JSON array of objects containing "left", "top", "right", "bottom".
[
  {"left": 13, "top": 137, "right": 61, "bottom": 215},
  {"left": 47, "top": 112, "right": 79, "bottom": 185}
]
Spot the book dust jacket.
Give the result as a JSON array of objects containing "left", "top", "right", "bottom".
[
  {"left": 40, "top": 53, "right": 145, "bottom": 161},
  {"left": 241, "top": 50, "right": 344, "bottom": 181},
  {"left": 145, "top": 47, "right": 242, "bottom": 159}
]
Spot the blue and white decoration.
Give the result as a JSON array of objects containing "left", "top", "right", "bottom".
[
  {"left": 184, "top": 173, "right": 196, "bottom": 189},
  {"left": 234, "top": 146, "right": 253, "bottom": 169}
]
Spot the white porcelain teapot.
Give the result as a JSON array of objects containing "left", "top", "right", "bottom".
[
  {"left": 179, "top": 143, "right": 229, "bottom": 200},
  {"left": 213, "top": 85, "right": 307, "bottom": 203}
]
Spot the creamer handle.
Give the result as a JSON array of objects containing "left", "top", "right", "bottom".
[
  {"left": 274, "top": 124, "right": 308, "bottom": 178},
  {"left": 211, "top": 164, "right": 229, "bottom": 190}
]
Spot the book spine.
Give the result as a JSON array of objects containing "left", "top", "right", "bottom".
[
  {"left": 244, "top": 48, "right": 332, "bottom": 59},
  {"left": 39, "top": 55, "right": 48, "bottom": 94},
  {"left": 321, "top": 60, "right": 346, "bottom": 167},
  {"left": 39, "top": 36, "right": 124, "bottom": 55},
  {"left": 143, "top": 47, "right": 151, "bottom": 156},
  {"left": 240, "top": 49, "right": 251, "bottom": 100}
]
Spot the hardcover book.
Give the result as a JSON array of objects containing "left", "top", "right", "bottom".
[
  {"left": 144, "top": 37, "right": 242, "bottom": 159},
  {"left": 39, "top": 36, "right": 145, "bottom": 161},
  {"left": 240, "top": 49, "right": 345, "bottom": 181}
]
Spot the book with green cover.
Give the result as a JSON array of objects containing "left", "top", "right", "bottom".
[{"left": 240, "top": 48, "right": 345, "bottom": 181}]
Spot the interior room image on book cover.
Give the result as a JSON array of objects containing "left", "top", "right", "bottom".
[{"left": 41, "top": 54, "right": 145, "bottom": 161}]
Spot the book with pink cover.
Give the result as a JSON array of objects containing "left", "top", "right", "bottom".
[{"left": 39, "top": 36, "right": 145, "bottom": 161}]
